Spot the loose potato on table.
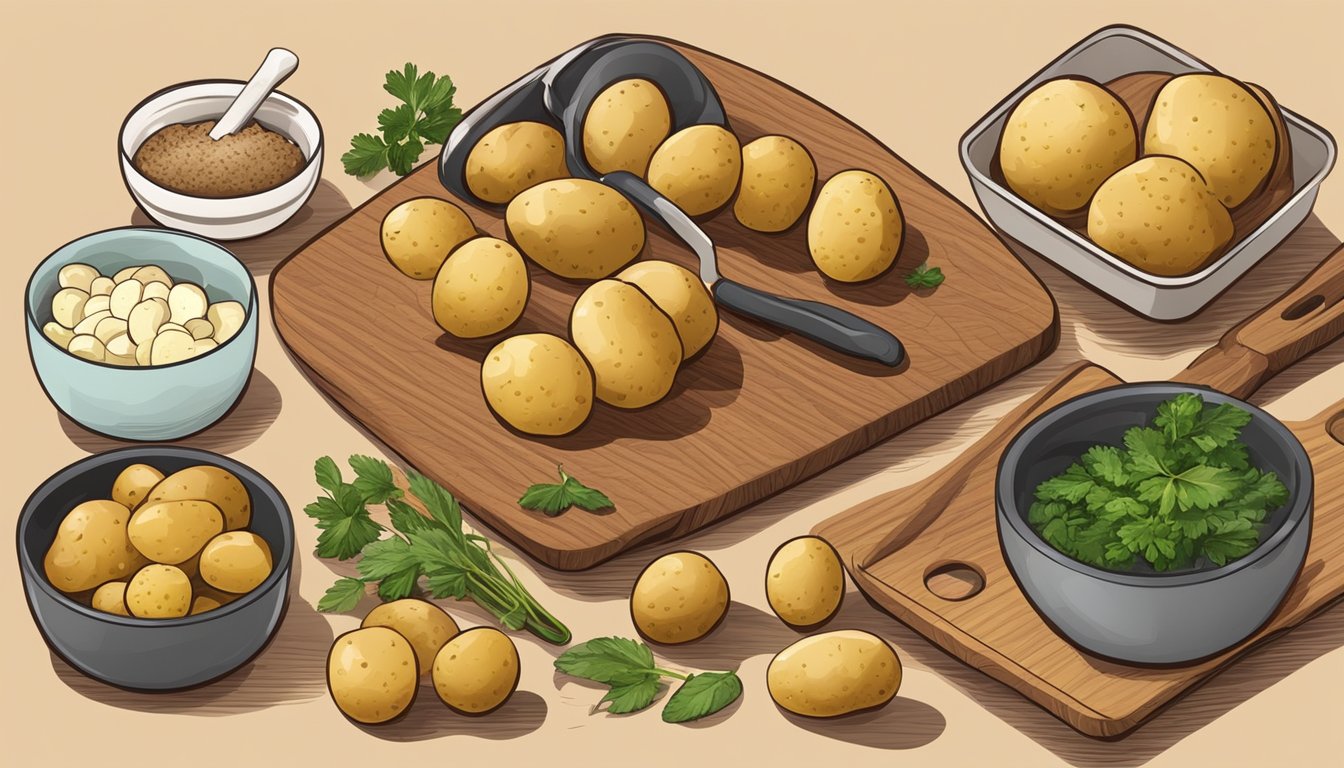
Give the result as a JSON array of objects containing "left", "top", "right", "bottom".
[
  {"left": 766, "top": 536, "right": 845, "bottom": 630},
  {"left": 506, "top": 178, "right": 645, "bottom": 279},
  {"left": 382, "top": 197, "right": 478, "bottom": 280},
  {"left": 1144, "top": 73, "right": 1278, "bottom": 208},
  {"left": 125, "top": 563, "right": 193, "bottom": 619},
  {"left": 112, "top": 462, "right": 164, "bottom": 510},
  {"left": 328, "top": 626, "right": 419, "bottom": 725},
  {"left": 432, "top": 627, "right": 520, "bottom": 715},
  {"left": 481, "top": 333, "right": 594, "bottom": 436},
  {"left": 363, "top": 599, "right": 460, "bottom": 677},
  {"left": 807, "top": 170, "right": 905, "bottom": 282},
  {"left": 999, "top": 78, "right": 1138, "bottom": 216},
  {"left": 582, "top": 78, "right": 671, "bottom": 176},
  {"left": 1088, "top": 155, "right": 1233, "bottom": 276},
  {"left": 44, "top": 499, "right": 148, "bottom": 593},
  {"left": 127, "top": 499, "right": 225, "bottom": 565},
  {"left": 199, "top": 531, "right": 273, "bottom": 594},
  {"left": 146, "top": 464, "right": 252, "bottom": 530},
  {"left": 617, "top": 260, "right": 718, "bottom": 359},
  {"left": 432, "top": 237, "right": 529, "bottom": 338},
  {"left": 465, "top": 121, "right": 570, "bottom": 204},
  {"left": 767, "top": 630, "right": 902, "bottom": 717},
  {"left": 630, "top": 551, "right": 729, "bottom": 644},
  {"left": 570, "top": 280, "right": 683, "bottom": 409},
  {"left": 646, "top": 124, "right": 741, "bottom": 216},
  {"left": 734, "top": 135, "right": 816, "bottom": 232}
]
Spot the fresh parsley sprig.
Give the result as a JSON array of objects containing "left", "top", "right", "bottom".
[
  {"left": 1029, "top": 393, "right": 1288, "bottom": 572},
  {"left": 555, "top": 637, "right": 743, "bottom": 722},
  {"left": 305, "top": 455, "right": 571, "bottom": 645},
  {"left": 341, "top": 63, "right": 462, "bottom": 177},
  {"left": 518, "top": 465, "right": 614, "bottom": 516}
]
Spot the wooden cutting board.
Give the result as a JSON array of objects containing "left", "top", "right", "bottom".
[
  {"left": 815, "top": 246, "right": 1344, "bottom": 738},
  {"left": 271, "top": 36, "right": 1056, "bottom": 571}
]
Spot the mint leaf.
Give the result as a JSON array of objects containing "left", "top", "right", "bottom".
[
  {"left": 341, "top": 133, "right": 389, "bottom": 177},
  {"left": 554, "top": 637, "right": 655, "bottom": 683},
  {"left": 348, "top": 454, "right": 401, "bottom": 504},
  {"left": 601, "top": 677, "right": 662, "bottom": 714},
  {"left": 317, "top": 577, "right": 367, "bottom": 613},
  {"left": 662, "top": 671, "right": 743, "bottom": 723},
  {"left": 904, "top": 263, "right": 945, "bottom": 289},
  {"left": 519, "top": 465, "right": 614, "bottom": 516}
]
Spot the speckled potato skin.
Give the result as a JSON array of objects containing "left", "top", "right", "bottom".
[
  {"left": 999, "top": 78, "right": 1138, "bottom": 216},
  {"left": 807, "top": 170, "right": 905, "bottom": 282},
  {"left": 127, "top": 499, "right": 224, "bottom": 565},
  {"left": 125, "top": 564, "right": 193, "bottom": 619},
  {"left": 616, "top": 261, "right": 718, "bottom": 359},
  {"left": 146, "top": 464, "right": 252, "bottom": 531},
  {"left": 481, "top": 333, "right": 594, "bottom": 436},
  {"left": 199, "top": 531, "right": 273, "bottom": 594},
  {"left": 1088, "top": 156, "right": 1234, "bottom": 276},
  {"left": 91, "top": 581, "right": 130, "bottom": 616},
  {"left": 766, "top": 536, "right": 845, "bottom": 629},
  {"left": 570, "top": 280, "right": 683, "bottom": 409},
  {"left": 363, "top": 599, "right": 460, "bottom": 677},
  {"left": 432, "top": 627, "right": 521, "bottom": 715},
  {"left": 465, "top": 121, "right": 570, "bottom": 204},
  {"left": 328, "top": 627, "right": 419, "bottom": 724},
  {"left": 734, "top": 135, "right": 816, "bottom": 232},
  {"left": 582, "top": 78, "right": 671, "bottom": 175},
  {"left": 767, "top": 630, "right": 902, "bottom": 717},
  {"left": 44, "top": 499, "right": 149, "bottom": 593},
  {"left": 630, "top": 551, "right": 729, "bottom": 644},
  {"left": 1143, "top": 74, "right": 1278, "bottom": 208},
  {"left": 111, "top": 463, "right": 164, "bottom": 511},
  {"left": 506, "top": 179, "right": 645, "bottom": 279},
  {"left": 646, "top": 124, "right": 742, "bottom": 216},
  {"left": 381, "top": 197, "right": 478, "bottom": 280},
  {"left": 432, "top": 237, "right": 530, "bottom": 338}
]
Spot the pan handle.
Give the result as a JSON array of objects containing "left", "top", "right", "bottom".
[{"left": 1176, "top": 244, "right": 1344, "bottom": 398}]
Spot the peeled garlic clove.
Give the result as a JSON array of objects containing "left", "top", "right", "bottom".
[
  {"left": 50, "top": 287, "right": 89, "bottom": 329},
  {"left": 67, "top": 334, "right": 106, "bottom": 362},
  {"left": 150, "top": 329, "right": 197, "bottom": 365},
  {"left": 58, "top": 263, "right": 99, "bottom": 292},
  {"left": 72, "top": 309, "right": 112, "bottom": 336},
  {"left": 132, "top": 265, "right": 173, "bottom": 289},
  {"left": 168, "top": 283, "right": 209, "bottom": 324},
  {"left": 143, "top": 281, "right": 170, "bottom": 302},
  {"left": 128, "top": 297, "right": 170, "bottom": 345},
  {"left": 90, "top": 276, "right": 116, "bottom": 296},
  {"left": 43, "top": 322, "right": 75, "bottom": 349},
  {"left": 109, "top": 279, "right": 144, "bottom": 320},
  {"left": 184, "top": 318, "right": 215, "bottom": 340},
  {"left": 207, "top": 301, "right": 246, "bottom": 344}
]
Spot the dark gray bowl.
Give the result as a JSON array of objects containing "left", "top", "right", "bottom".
[
  {"left": 17, "top": 446, "right": 294, "bottom": 690},
  {"left": 996, "top": 383, "right": 1312, "bottom": 665}
]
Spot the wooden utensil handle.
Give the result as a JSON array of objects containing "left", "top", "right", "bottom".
[{"left": 1176, "top": 244, "right": 1344, "bottom": 398}]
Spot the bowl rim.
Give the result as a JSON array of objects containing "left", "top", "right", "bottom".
[
  {"left": 24, "top": 226, "right": 258, "bottom": 371},
  {"left": 118, "top": 78, "right": 324, "bottom": 203},
  {"left": 995, "top": 382, "right": 1313, "bottom": 587},
  {"left": 16, "top": 445, "right": 294, "bottom": 628}
]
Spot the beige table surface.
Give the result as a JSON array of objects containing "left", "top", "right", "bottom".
[{"left": 4, "top": 1, "right": 1342, "bottom": 765}]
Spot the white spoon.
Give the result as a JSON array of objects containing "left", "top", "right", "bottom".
[{"left": 209, "top": 48, "right": 299, "bottom": 140}]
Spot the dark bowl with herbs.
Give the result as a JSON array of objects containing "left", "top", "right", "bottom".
[{"left": 996, "top": 384, "right": 1312, "bottom": 665}]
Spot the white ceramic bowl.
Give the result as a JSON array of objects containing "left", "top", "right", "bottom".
[{"left": 119, "top": 80, "right": 323, "bottom": 241}]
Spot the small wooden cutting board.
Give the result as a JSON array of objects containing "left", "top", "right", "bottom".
[{"left": 271, "top": 36, "right": 1057, "bottom": 571}]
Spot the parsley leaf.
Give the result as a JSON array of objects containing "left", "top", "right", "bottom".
[
  {"left": 344, "top": 63, "right": 462, "bottom": 177},
  {"left": 555, "top": 637, "right": 743, "bottom": 722},
  {"left": 305, "top": 483, "right": 383, "bottom": 560},
  {"left": 553, "top": 636, "right": 655, "bottom": 683},
  {"left": 314, "top": 456, "right": 343, "bottom": 494},
  {"left": 661, "top": 671, "right": 743, "bottom": 723},
  {"left": 904, "top": 263, "right": 945, "bottom": 289},
  {"left": 349, "top": 454, "right": 402, "bottom": 504},
  {"left": 519, "top": 465, "right": 614, "bottom": 516},
  {"left": 317, "top": 577, "right": 367, "bottom": 613},
  {"left": 340, "top": 133, "right": 390, "bottom": 177}
]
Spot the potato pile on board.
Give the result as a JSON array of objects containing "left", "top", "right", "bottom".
[
  {"left": 43, "top": 463, "right": 271, "bottom": 618},
  {"left": 43, "top": 262, "right": 245, "bottom": 366},
  {"left": 326, "top": 598, "right": 521, "bottom": 725},
  {"left": 999, "top": 73, "right": 1287, "bottom": 276},
  {"left": 379, "top": 76, "right": 907, "bottom": 437}
]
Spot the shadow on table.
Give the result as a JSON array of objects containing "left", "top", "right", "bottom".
[{"left": 358, "top": 690, "right": 547, "bottom": 742}]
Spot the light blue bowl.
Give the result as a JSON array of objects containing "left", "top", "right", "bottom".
[{"left": 25, "top": 228, "right": 258, "bottom": 441}]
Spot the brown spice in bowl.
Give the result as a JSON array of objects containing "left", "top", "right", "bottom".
[{"left": 132, "top": 120, "right": 304, "bottom": 198}]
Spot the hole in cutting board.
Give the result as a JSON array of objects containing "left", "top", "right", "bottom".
[
  {"left": 924, "top": 562, "right": 985, "bottom": 601},
  {"left": 1328, "top": 412, "right": 1344, "bottom": 447},
  {"left": 1281, "top": 294, "right": 1324, "bottom": 320}
]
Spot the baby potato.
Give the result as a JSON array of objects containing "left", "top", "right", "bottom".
[
  {"left": 66, "top": 334, "right": 106, "bottom": 362},
  {"left": 363, "top": 599, "right": 460, "bottom": 677},
  {"left": 42, "top": 322, "right": 74, "bottom": 350},
  {"left": 570, "top": 280, "right": 683, "bottom": 408},
  {"left": 184, "top": 318, "right": 215, "bottom": 340},
  {"left": 616, "top": 260, "right": 718, "bottom": 359},
  {"left": 630, "top": 551, "right": 729, "bottom": 644},
  {"left": 58, "top": 263, "right": 98, "bottom": 292},
  {"left": 150, "top": 328, "right": 196, "bottom": 365},
  {"left": 432, "top": 627, "right": 520, "bottom": 715},
  {"left": 734, "top": 135, "right": 816, "bottom": 232},
  {"left": 125, "top": 564, "right": 193, "bottom": 619},
  {"left": 113, "top": 266, "right": 139, "bottom": 283},
  {"left": 767, "top": 630, "right": 901, "bottom": 717},
  {"left": 91, "top": 581, "right": 130, "bottom": 616},
  {"left": 807, "top": 170, "right": 905, "bottom": 282},
  {"left": 465, "top": 121, "right": 570, "bottom": 204},
  {"left": 72, "top": 309, "right": 111, "bottom": 337},
  {"left": 128, "top": 297, "right": 170, "bottom": 344},
  {"left": 328, "top": 626, "right": 419, "bottom": 725},
  {"left": 168, "top": 282, "right": 208, "bottom": 325},
  {"left": 104, "top": 332, "right": 137, "bottom": 364},
  {"left": 481, "top": 333, "right": 594, "bottom": 436},
  {"left": 127, "top": 499, "right": 225, "bottom": 565},
  {"left": 89, "top": 276, "right": 116, "bottom": 297},
  {"left": 44, "top": 500, "right": 147, "bottom": 592},
  {"left": 112, "top": 462, "right": 165, "bottom": 510},
  {"left": 207, "top": 300, "right": 246, "bottom": 344},
  {"left": 1088, "top": 156, "right": 1233, "bottom": 276},
  {"left": 191, "top": 595, "right": 222, "bottom": 615},
  {"left": 582, "top": 78, "right": 671, "bottom": 175},
  {"left": 143, "top": 281, "right": 170, "bottom": 302},
  {"left": 432, "top": 237, "right": 530, "bottom": 338},
  {"left": 506, "top": 178, "right": 645, "bottom": 279},
  {"left": 999, "top": 78, "right": 1138, "bottom": 216},
  {"left": 646, "top": 124, "right": 742, "bottom": 216},
  {"left": 199, "top": 531, "right": 273, "bottom": 594},
  {"left": 131, "top": 265, "right": 173, "bottom": 288},
  {"left": 382, "top": 197, "right": 478, "bottom": 280},
  {"left": 93, "top": 316, "right": 129, "bottom": 345},
  {"left": 51, "top": 287, "right": 89, "bottom": 329},
  {"left": 147, "top": 464, "right": 252, "bottom": 530},
  {"left": 766, "top": 536, "right": 845, "bottom": 629},
  {"left": 109, "top": 278, "right": 143, "bottom": 320}
]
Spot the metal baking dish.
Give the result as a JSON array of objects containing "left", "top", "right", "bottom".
[{"left": 959, "top": 24, "right": 1337, "bottom": 321}]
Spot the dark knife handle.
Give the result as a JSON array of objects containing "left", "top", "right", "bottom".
[{"left": 714, "top": 279, "right": 905, "bottom": 366}]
